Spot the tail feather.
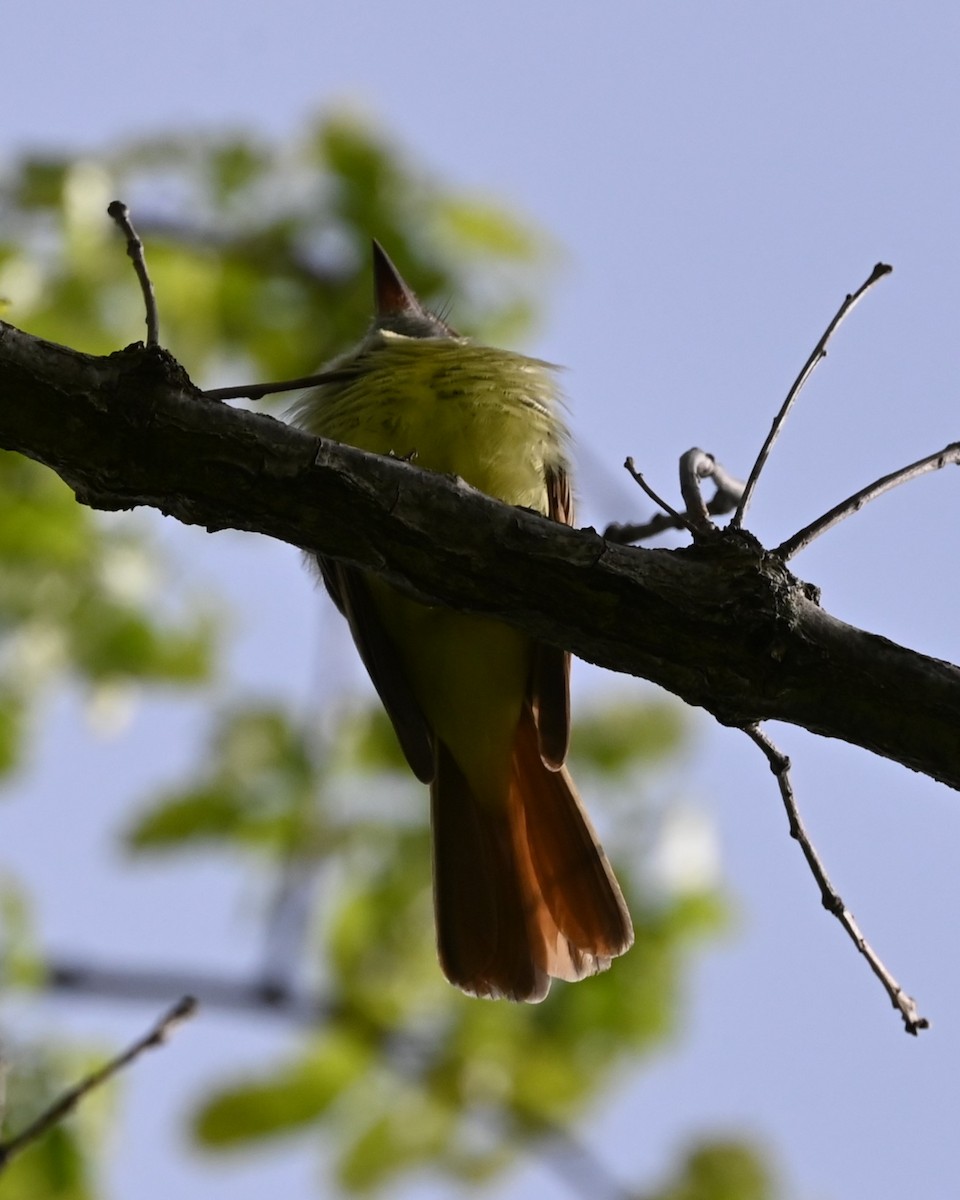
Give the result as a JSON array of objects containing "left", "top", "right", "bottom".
[
  {"left": 431, "top": 705, "right": 633, "bottom": 1003},
  {"left": 431, "top": 741, "right": 549, "bottom": 1001},
  {"left": 513, "top": 704, "right": 633, "bottom": 961}
]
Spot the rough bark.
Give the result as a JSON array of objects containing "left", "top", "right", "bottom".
[{"left": 1, "top": 320, "right": 958, "bottom": 789}]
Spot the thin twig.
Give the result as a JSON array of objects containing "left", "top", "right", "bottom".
[
  {"left": 607, "top": 453, "right": 742, "bottom": 544},
  {"left": 742, "top": 724, "right": 929, "bottom": 1036},
  {"left": 107, "top": 201, "right": 160, "bottom": 347},
  {"left": 0, "top": 996, "right": 197, "bottom": 1170},
  {"left": 259, "top": 858, "right": 320, "bottom": 996},
  {"left": 203, "top": 369, "right": 356, "bottom": 402},
  {"left": 776, "top": 441, "right": 960, "bottom": 560},
  {"left": 622, "top": 457, "right": 697, "bottom": 535},
  {"left": 733, "top": 262, "right": 892, "bottom": 529}
]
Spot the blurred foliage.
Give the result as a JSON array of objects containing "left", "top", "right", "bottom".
[
  {"left": 128, "top": 698, "right": 730, "bottom": 1192},
  {"left": 0, "top": 110, "right": 549, "bottom": 377},
  {"left": 126, "top": 707, "right": 322, "bottom": 853},
  {"left": 0, "top": 110, "right": 784, "bottom": 1197},
  {"left": 652, "top": 1140, "right": 775, "bottom": 1200},
  {"left": 0, "top": 875, "right": 43, "bottom": 989},
  {"left": 0, "top": 447, "right": 212, "bottom": 778}
]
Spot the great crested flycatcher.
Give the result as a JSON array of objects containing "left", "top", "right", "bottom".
[{"left": 292, "top": 243, "right": 633, "bottom": 1001}]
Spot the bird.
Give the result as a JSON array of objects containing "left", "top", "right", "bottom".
[{"left": 291, "top": 242, "right": 633, "bottom": 1001}]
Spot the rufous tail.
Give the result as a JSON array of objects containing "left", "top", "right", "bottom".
[{"left": 431, "top": 703, "right": 633, "bottom": 1002}]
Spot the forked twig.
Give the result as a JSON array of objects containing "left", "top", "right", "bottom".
[
  {"left": 776, "top": 442, "right": 960, "bottom": 560},
  {"left": 743, "top": 724, "right": 928, "bottom": 1036},
  {"left": 607, "top": 452, "right": 743, "bottom": 544},
  {"left": 0, "top": 996, "right": 197, "bottom": 1170},
  {"left": 733, "top": 262, "right": 892, "bottom": 528},
  {"left": 107, "top": 201, "right": 160, "bottom": 347}
]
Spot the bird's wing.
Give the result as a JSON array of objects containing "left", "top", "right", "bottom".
[
  {"left": 529, "top": 464, "right": 572, "bottom": 770},
  {"left": 318, "top": 557, "right": 435, "bottom": 783}
]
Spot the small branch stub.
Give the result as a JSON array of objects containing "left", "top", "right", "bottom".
[{"left": 107, "top": 200, "right": 160, "bottom": 347}]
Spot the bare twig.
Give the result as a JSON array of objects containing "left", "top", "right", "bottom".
[
  {"left": 776, "top": 442, "right": 960, "bottom": 560},
  {"left": 203, "top": 369, "right": 357, "bottom": 403},
  {"left": 733, "top": 262, "right": 892, "bottom": 529},
  {"left": 0, "top": 996, "right": 197, "bottom": 1170},
  {"left": 107, "top": 201, "right": 160, "bottom": 347},
  {"left": 622, "top": 457, "right": 696, "bottom": 535},
  {"left": 743, "top": 724, "right": 929, "bottom": 1036}
]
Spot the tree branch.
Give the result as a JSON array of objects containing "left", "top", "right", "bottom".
[
  {"left": 44, "top": 959, "right": 328, "bottom": 1025},
  {"left": 1, "top": 321, "right": 960, "bottom": 789}
]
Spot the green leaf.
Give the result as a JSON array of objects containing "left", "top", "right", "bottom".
[
  {"left": 435, "top": 197, "right": 542, "bottom": 260},
  {"left": 68, "top": 604, "right": 211, "bottom": 682},
  {"left": 657, "top": 1139, "right": 774, "bottom": 1200},
  {"left": 0, "top": 1125, "right": 94, "bottom": 1200},
  {"left": 125, "top": 787, "right": 245, "bottom": 849},
  {"left": 12, "top": 157, "right": 71, "bottom": 209},
  {"left": 0, "top": 874, "right": 42, "bottom": 985},
  {"left": 0, "top": 690, "right": 25, "bottom": 775},
  {"left": 194, "top": 1029, "right": 373, "bottom": 1146},
  {"left": 126, "top": 707, "right": 322, "bottom": 854}
]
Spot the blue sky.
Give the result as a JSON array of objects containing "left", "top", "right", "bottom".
[{"left": 4, "top": 4, "right": 960, "bottom": 1198}]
